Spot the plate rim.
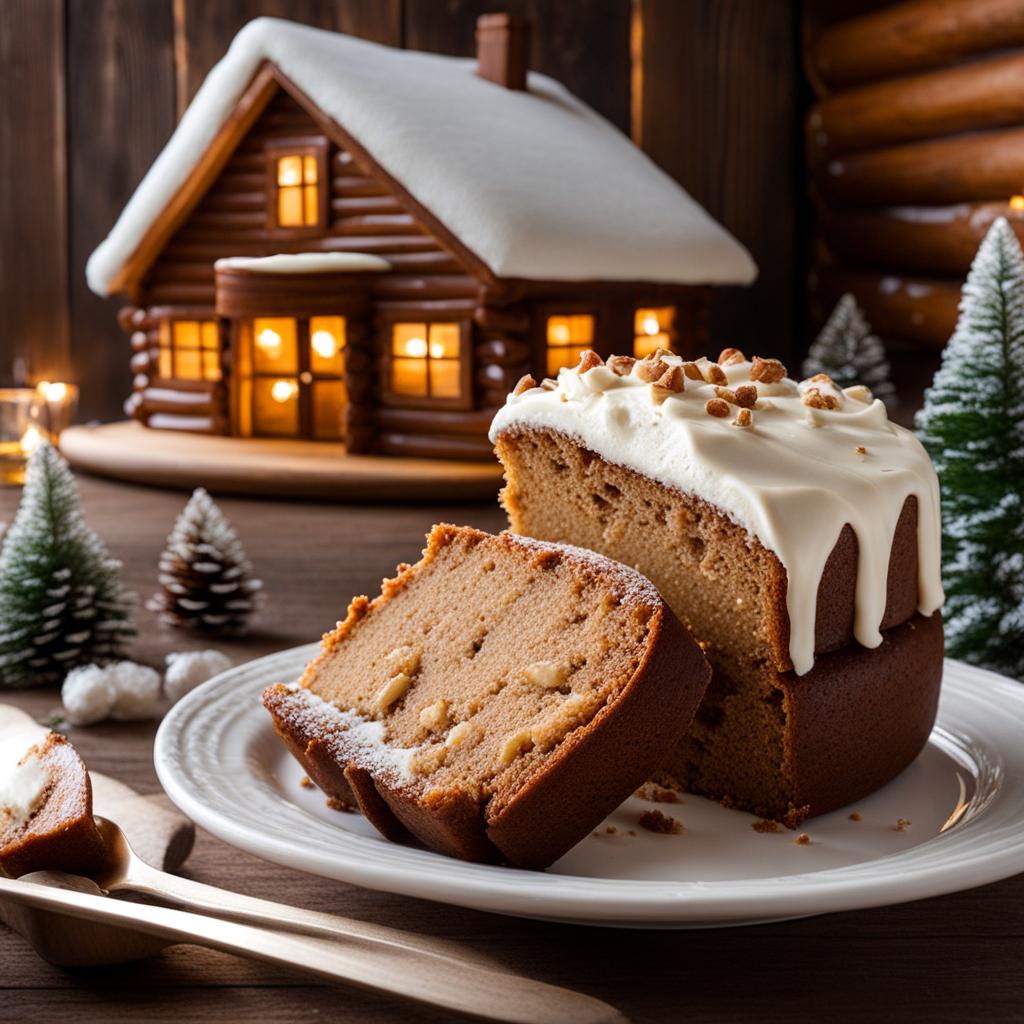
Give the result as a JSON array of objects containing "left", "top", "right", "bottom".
[{"left": 154, "top": 649, "right": 1024, "bottom": 927}]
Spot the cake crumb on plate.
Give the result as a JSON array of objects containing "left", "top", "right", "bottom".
[
  {"left": 639, "top": 809, "right": 683, "bottom": 835},
  {"left": 752, "top": 818, "right": 783, "bottom": 833},
  {"left": 635, "top": 782, "right": 683, "bottom": 804}
]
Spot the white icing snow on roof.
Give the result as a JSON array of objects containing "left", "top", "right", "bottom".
[
  {"left": 215, "top": 253, "right": 390, "bottom": 274},
  {"left": 86, "top": 17, "right": 757, "bottom": 296}
]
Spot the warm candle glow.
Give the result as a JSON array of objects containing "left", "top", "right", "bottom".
[
  {"left": 404, "top": 337, "right": 428, "bottom": 358},
  {"left": 19, "top": 423, "right": 44, "bottom": 454},
  {"left": 1011, "top": 195, "right": 1024, "bottom": 211},
  {"left": 641, "top": 316, "right": 660, "bottom": 336},
  {"left": 256, "top": 328, "right": 283, "bottom": 354},
  {"left": 37, "top": 380, "right": 69, "bottom": 402},
  {"left": 271, "top": 380, "right": 297, "bottom": 403},
  {"left": 311, "top": 329, "right": 337, "bottom": 359},
  {"left": 429, "top": 342, "right": 446, "bottom": 359},
  {"left": 548, "top": 322, "right": 571, "bottom": 345}
]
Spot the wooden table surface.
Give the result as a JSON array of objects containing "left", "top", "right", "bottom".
[{"left": 1, "top": 473, "right": 1021, "bottom": 1024}]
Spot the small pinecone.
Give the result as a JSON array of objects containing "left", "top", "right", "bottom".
[{"left": 147, "top": 489, "right": 262, "bottom": 635}]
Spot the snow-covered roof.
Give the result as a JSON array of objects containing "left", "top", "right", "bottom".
[
  {"left": 86, "top": 18, "right": 757, "bottom": 296},
  {"left": 214, "top": 253, "right": 390, "bottom": 274}
]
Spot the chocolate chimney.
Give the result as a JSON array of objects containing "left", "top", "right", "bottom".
[{"left": 476, "top": 13, "right": 530, "bottom": 91}]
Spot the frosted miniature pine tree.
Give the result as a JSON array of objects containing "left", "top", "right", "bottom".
[
  {"left": 803, "top": 293, "right": 896, "bottom": 406},
  {"left": 0, "top": 442, "right": 135, "bottom": 687},
  {"left": 916, "top": 217, "right": 1024, "bottom": 678},
  {"left": 148, "top": 488, "right": 262, "bottom": 634}
]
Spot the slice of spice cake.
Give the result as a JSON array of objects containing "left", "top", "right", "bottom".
[
  {"left": 264, "top": 524, "right": 709, "bottom": 869},
  {"left": 0, "top": 730, "right": 106, "bottom": 878},
  {"left": 490, "top": 349, "right": 945, "bottom": 824}
]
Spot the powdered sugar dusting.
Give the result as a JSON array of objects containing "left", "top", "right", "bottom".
[{"left": 278, "top": 685, "right": 420, "bottom": 785}]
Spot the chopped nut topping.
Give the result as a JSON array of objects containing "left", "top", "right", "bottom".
[
  {"left": 523, "top": 660, "right": 569, "bottom": 689},
  {"left": 635, "top": 357, "right": 669, "bottom": 383},
  {"left": 374, "top": 672, "right": 411, "bottom": 714},
  {"left": 512, "top": 374, "right": 537, "bottom": 395},
  {"left": 749, "top": 356, "right": 787, "bottom": 383},
  {"left": 657, "top": 365, "right": 685, "bottom": 392},
  {"left": 807, "top": 372, "right": 833, "bottom": 385},
  {"left": 855, "top": 445, "right": 867, "bottom": 458},
  {"left": 718, "top": 347, "right": 746, "bottom": 366},
  {"left": 498, "top": 729, "right": 535, "bottom": 766},
  {"left": 418, "top": 698, "right": 449, "bottom": 732},
  {"left": 714, "top": 386, "right": 738, "bottom": 404},
  {"left": 802, "top": 387, "right": 839, "bottom": 411},
  {"left": 705, "top": 363, "right": 728, "bottom": 385},
  {"left": 682, "top": 361, "right": 705, "bottom": 382},
  {"left": 576, "top": 350, "right": 604, "bottom": 373},
  {"left": 540, "top": 378, "right": 558, "bottom": 390},
  {"left": 385, "top": 645, "right": 421, "bottom": 677},
  {"left": 732, "top": 408, "right": 753, "bottom": 428},
  {"left": 705, "top": 398, "right": 730, "bottom": 418},
  {"left": 734, "top": 384, "right": 758, "bottom": 408},
  {"left": 607, "top": 354, "right": 636, "bottom": 377}
]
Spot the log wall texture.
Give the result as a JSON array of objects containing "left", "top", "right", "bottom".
[
  {"left": 0, "top": 0, "right": 805, "bottom": 422},
  {"left": 806, "top": 0, "right": 1024, "bottom": 406}
]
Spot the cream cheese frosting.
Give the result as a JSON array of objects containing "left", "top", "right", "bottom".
[
  {"left": 0, "top": 740, "right": 49, "bottom": 831},
  {"left": 489, "top": 352, "right": 944, "bottom": 675}
]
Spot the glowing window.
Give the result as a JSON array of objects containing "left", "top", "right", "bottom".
[
  {"left": 158, "top": 320, "right": 221, "bottom": 381},
  {"left": 391, "top": 322, "right": 462, "bottom": 399},
  {"left": 546, "top": 315, "right": 594, "bottom": 375},
  {"left": 633, "top": 307, "right": 676, "bottom": 358},
  {"left": 276, "top": 153, "right": 319, "bottom": 227}
]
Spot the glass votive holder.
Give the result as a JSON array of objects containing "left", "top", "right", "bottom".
[
  {"left": 0, "top": 388, "right": 45, "bottom": 486},
  {"left": 36, "top": 381, "right": 79, "bottom": 441}
]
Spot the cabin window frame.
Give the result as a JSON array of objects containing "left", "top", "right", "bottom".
[
  {"left": 233, "top": 314, "right": 348, "bottom": 440},
  {"left": 264, "top": 137, "right": 330, "bottom": 236},
  {"left": 378, "top": 315, "right": 473, "bottom": 412},
  {"left": 632, "top": 304, "right": 679, "bottom": 359},
  {"left": 537, "top": 304, "right": 601, "bottom": 378},
  {"left": 156, "top": 314, "right": 222, "bottom": 384}
]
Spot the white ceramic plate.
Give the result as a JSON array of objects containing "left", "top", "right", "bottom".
[{"left": 155, "top": 648, "right": 1024, "bottom": 928}]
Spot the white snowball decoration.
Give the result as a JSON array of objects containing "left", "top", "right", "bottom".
[
  {"left": 108, "top": 662, "right": 163, "bottom": 721},
  {"left": 164, "top": 649, "right": 232, "bottom": 704},
  {"left": 61, "top": 664, "right": 118, "bottom": 726},
  {"left": 59, "top": 660, "right": 162, "bottom": 725}
]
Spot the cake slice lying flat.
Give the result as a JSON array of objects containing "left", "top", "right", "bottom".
[
  {"left": 0, "top": 730, "right": 106, "bottom": 878},
  {"left": 264, "top": 524, "right": 710, "bottom": 869}
]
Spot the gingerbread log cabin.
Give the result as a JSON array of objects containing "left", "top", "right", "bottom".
[{"left": 86, "top": 16, "right": 755, "bottom": 461}]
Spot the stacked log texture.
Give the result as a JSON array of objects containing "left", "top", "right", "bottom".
[{"left": 807, "top": 0, "right": 1024, "bottom": 356}]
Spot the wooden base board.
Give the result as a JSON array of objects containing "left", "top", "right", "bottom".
[{"left": 60, "top": 421, "right": 504, "bottom": 501}]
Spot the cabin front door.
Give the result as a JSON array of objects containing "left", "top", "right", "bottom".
[{"left": 235, "top": 315, "right": 348, "bottom": 441}]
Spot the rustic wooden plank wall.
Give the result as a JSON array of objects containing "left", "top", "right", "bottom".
[{"left": 0, "top": 0, "right": 806, "bottom": 422}]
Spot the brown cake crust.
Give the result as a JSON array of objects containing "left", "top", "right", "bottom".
[
  {"left": 0, "top": 733, "right": 106, "bottom": 879},
  {"left": 264, "top": 525, "right": 710, "bottom": 869},
  {"left": 657, "top": 611, "right": 944, "bottom": 824},
  {"left": 494, "top": 426, "right": 921, "bottom": 672}
]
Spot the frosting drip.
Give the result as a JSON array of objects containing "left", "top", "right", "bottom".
[{"left": 489, "top": 354, "right": 943, "bottom": 675}]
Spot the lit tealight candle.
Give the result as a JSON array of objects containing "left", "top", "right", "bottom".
[
  {"left": 1010, "top": 195, "right": 1024, "bottom": 211},
  {"left": 35, "top": 380, "right": 78, "bottom": 441}
]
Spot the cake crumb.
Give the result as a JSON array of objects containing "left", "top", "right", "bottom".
[
  {"left": 752, "top": 818, "right": 783, "bottom": 834},
  {"left": 635, "top": 782, "right": 682, "bottom": 804},
  {"left": 326, "top": 797, "right": 354, "bottom": 812},
  {"left": 627, "top": 830, "right": 636, "bottom": 837},
  {"left": 638, "top": 810, "right": 683, "bottom": 835},
  {"left": 794, "top": 832, "right": 811, "bottom": 845},
  {"left": 605, "top": 825, "right": 618, "bottom": 835},
  {"left": 849, "top": 811, "right": 863, "bottom": 822},
  {"left": 299, "top": 775, "right": 314, "bottom": 789},
  {"left": 895, "top": 817, "right": 912, "bottom": 832}
]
